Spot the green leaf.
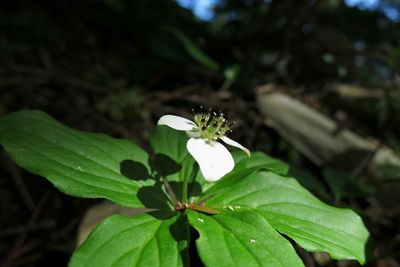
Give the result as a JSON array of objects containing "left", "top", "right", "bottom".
[
  {"left": 150, "top": 126, "right": 204, "bottom": 200},
  {"left": 0, "top": 110, "right": 152, "bottom": 208},
  {"left": 169, "top": 28, "right": 220, "bottom": 72},
  {"left": 229, "top": 151, "right": 289, "bottom": 176},
  {"left": 203, "top": 171, "right": 369, "bottom": 264},
  {"left": 150, "top": 125, "right": 189, "bottom": 165},
  {"left": 287, "top": 167, "right": 328, "bottom": 195},
  {"left": 187, "top": 210, "right": 304, "bottom": 267},
  {"left": 149, "top": 125, "right": 191, "bottom": 188},
  {"left": 69, "top": 213, "right": 189, "bottom": 267},
  {"left": 233, "top": 152, "right": 328, "bottom": 196}
]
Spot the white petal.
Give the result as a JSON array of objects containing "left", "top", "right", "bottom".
[
  {"left": 157, "top": 115, "right": 197, "bottom": 131},
  {"left": 220, "top": 136, "right": 250, "bottom": 156},
  {"left": 187, "top": 138, "right": 234, "bottom": 182}
]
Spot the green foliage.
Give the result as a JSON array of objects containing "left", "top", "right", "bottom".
[
  {"left": 150, "top": 125, "right": 189, "bottom": 164},
  {"left": 231, "top": 151, "right": 289, "bottom": 176},
  {"left": 0, "top": 110, "right": 151, "bottom": 208},
  {"left": 203, "top": 171, "right": 369, "bottom": 264},
  {"left": 170, "top": 28, "right": 220, "bottom": 72},
  {"left": 69, "top": 213, "right": 189, "bottom": 267},
  {"left": 0, "top": 111, "right": 369, "bottom": 266},
  {"left": 187, "top": 210, "right": 304, "bottom": 267}
]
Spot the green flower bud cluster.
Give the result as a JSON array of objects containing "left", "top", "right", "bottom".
[{"left": 193, "top": 108, "right": 232, "bottom": 140}]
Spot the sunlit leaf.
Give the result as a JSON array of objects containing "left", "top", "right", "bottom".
[
  {"left": 0, "top": 110, "right": 151, "bottom": 208},
  {"left": 69, "top": 213, "right": 189, "bottom": 267},
  {"left": 188, "top": 210, "right": 304, "bottom": 267},
  {"left": 202, "top": 170, "right": 369, "bottom": 264}
]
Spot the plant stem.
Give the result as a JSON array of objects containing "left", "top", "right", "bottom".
[
  {"left": 182, "top": 163, "right": 198, "bottom": 203},
  {"left": 162, "top": 176, "right": 178, "bottom": 205}
]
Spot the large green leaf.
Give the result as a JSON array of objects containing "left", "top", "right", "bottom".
[
  {"left": 187, "top": 210, "right": 304, "bottom": 267},
  {"left": 203, "top": 171, "right": 369, "bottom": 264},
  {"left": 149, "top": 126, "right": 205, "bottom": 200},
  {"left": 0, "top": 110, "right": 153, "bottom": 208},
  {"left": 149, "top": 125, "right": 190, "bottom": 189},
  {"left": 69, "top": 213, "right": 189, "bottom": 267},
  {"left": 150, "top": 125, "right": 189, "bottom": 165},
  {"left": 233, "top": 152, "right": 327, "bottom": 195},
  {"left": 0, "top": 111, "right": 369, "bottom": 266},
  {"left": 231, "top": 151, "right": 289, "bottom": 176}
]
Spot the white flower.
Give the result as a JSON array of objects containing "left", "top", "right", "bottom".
[{"left": 157, "top": 112, "right": 250, "bottom": 182}]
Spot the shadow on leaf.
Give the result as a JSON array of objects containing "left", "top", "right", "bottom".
[
  {"left": 120, "top": 159, "right": 152, "bottom": 181},
  {"left": 169, "top": 213, "right": 190, "bottom": 267},
  {"left": 151, "top": 153, "right": 181, "bottom": 176},
  {"left": 119, "top": 154, "right": 202, "bottom": 219}
]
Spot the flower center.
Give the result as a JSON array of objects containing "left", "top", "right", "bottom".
[{"left": 193, "top": 110, "right": 232, "bottom": 140}]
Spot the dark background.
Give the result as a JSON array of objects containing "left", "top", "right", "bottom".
[{"left": 0, "top": 0, "right": 399, "bottom": 266}]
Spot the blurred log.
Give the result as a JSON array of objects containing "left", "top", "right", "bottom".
[
  {"left": 323, "top": 83, "right": 400, "bottom": 131},
  {"left": 256, "top": 84, "right": 400, "bottom": 205}
]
